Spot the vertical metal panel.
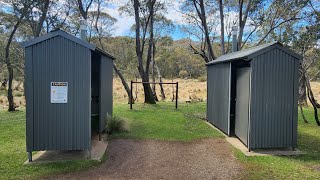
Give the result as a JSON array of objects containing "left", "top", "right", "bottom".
[
  {"left": 207, "top": 63, "right": 231, "bottom": 135},
  {"left": 99, "top": 56, "right": 113, "bottom": 133},
  {"left": 292, "top": 58, "right": 299, "bottom": 147},
  {"left": 249, "top": 48, "right": 298, "bottom": 149},
  {"left": 30, "top": 36, "right": 91, "bottom": 151},
  {"left": 25, "top": 47, "right": 33, "bottom": 152},
  {"left": 235, "top": 67, "right": 251, "bottom": 145}
]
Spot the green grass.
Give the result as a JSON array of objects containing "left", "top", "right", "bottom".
[
  {"left": 112, "top": 102, "right": 222, "bottom": 141},
  {"left": 0, "top": 108, "right": 99, "bottom": 180}
]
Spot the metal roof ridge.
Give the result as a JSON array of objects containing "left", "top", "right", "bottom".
[
  {"left": 205, "top": 41, "right": 303, "bottom": 66},
  {"left": 21, "top": 29, "right": 116, "bottom": 59}
]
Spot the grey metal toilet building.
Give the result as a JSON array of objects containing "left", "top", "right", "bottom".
[
  {"left": 206, "top": 42, "right": 301, "bottom": 150},
  {"left": 22, "top": 30, "right": 115, "bottom": 161}
]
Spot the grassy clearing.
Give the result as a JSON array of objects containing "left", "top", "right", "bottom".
[
  {"left": 112, "top": 102, "right": 222, "bottom": 141},
  {"left": 0, "top": 108, "right": 99, "bottom": 180}
]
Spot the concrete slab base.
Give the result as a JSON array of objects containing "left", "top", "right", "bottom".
[
  {"left": 226, "top": 137, "right": 305, "bottom": 156},
  {"left": 205, "top": 121, "right": 305, "bottom": 156},
  {"left": 24, "top": 139, "right": 107, "bottom": 165}
]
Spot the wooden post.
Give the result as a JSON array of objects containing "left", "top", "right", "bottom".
[
  {"left": 130, "top": 81, "right": 133, "bottom": 109},
  {"left": 176, "top": 82, "right": 178, "bottom": 109}
]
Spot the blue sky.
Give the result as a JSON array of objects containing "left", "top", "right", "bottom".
[
  {"left": 105, "top": 1, "right": 188, "bottom": 40},
  {"left": 104, "top": 1, "right": 250, "bottom": 41}
]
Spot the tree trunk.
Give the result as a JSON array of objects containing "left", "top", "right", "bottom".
[
  {"left": 133, "top": 0, "right": 156, "bottom": 104},
  {"left": 299, "top": 74, "right": 308, "bottom": 106},
  {"left": 171, "top": 79, "right": 175, "bottom": 101},
  {"left": 34, "top": 0, "right": 50, "bottom": 37},
  {"left": 154, "top": 46, "right": 165, "bottom": 100},
  {"left": 7, "top": 64, "right": 14, "bottom": 111},
  {"left": 159, "top": 77, "right": 165, "bottom": 100},
  {"left": 198, "top": 0, "right": 215, "bottom": 60},
  {"left": 191, "top": 0, "right": 215, "bottom": 61},
  {"left": 113, "top": 64, "right": 132, "bottom": 104},
  {"left": 152, "top": 50, "right": 165, "bottom": 100},
  {"left": 151, "top": 43, "right": 158, "bottom": 101},
  {"left": 77, "top": 0, "right": 93, "bottom": 20},
  {"left": 151, "top": 43, "right": 165, "bottom": 100},
  {"left": 305, "top": 73, "right": 320, "bottom": 125},
  {"left": 142, "top": 78, "right": 156, "bottom": 104},
  {"left": 299, "top": 104, "right": 309, "bottom": 123},
  {"left": 5, "top": 15, "right": 23, "bottom": 111},
  {"left": 238, "top": 0, "right": 251, "bottom": 49},
  {"left": 219, "top": 0, "right": 225, "bottom": 55}
]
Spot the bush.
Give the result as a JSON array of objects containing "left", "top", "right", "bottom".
[
  {"left": 189, "top": 94, "right": 204, "bottom": 102},
  {"left": 197, "top": 76, "right": 207, "bottom": 82},
  {"left": 179, "top": 70, "right": 189, "bottom": 78},
  {"left": 14, "top": 91, "right": 24, "bottom": 97},
  {"left": 105, "top": 115, "right": 127, "bottom": 135}
]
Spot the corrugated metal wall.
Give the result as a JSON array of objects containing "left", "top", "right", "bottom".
[
  {"left": 207, "top": 63, "right": 231, "bottom": 135},
  {"left": 99, "top": 56, "right": 113, "bottom": 133},
  {"left": 249, "top": 48, "right": 299, "bottom": 149},
  {"left": 26, "top": 36, "right": 91, "bottom": 151}
]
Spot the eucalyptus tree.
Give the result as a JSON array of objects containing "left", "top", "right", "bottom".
[
  {"left": 44, "top": 0, "right": 73, "bottom": 33},
  {"left": 180, "top": 0, "right": 218, "bottom": 62},
  {"left": 151, "top": 15, "right": 175, "bottom": 100},
  {"left": 25, "top": 0, "right": 50, "bottom": 37},
  {"left": 290, "top": 1, "right": 320, "bottom": 125},
  {"left": 1, "top": 0, "right": 35, "bottom": 111},
  {"left": 132, "top": 0, "right": 157, "bottom": 104},
  {"left": 180, "top": 0, "right": 310, "bottom": 62},
  {"left": 120, "top": 0, "right": 168, "bottom": 104}
]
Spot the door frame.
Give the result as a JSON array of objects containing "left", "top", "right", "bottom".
[{"left": 233, "top": 65, "right": 252, "bottom": 149}]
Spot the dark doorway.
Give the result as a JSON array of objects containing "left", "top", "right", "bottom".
[{"left": 91, "top": 52, "right": 101, "bottom": 138}]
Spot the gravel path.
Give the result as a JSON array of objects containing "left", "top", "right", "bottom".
[{"left": 50, "top": 138, "right": 243, "bottom": 180}]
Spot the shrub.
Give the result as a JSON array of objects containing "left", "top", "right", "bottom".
[
  {"left": 179, "top": 70, "right": 189, "bottom": 79},
  {"left": 14, "top": 92, "right": 24, "bottom": 97},
  {"left": 189, "top": 94, "right": 204, "bottom": 102},
  {"left": 197, "top": 76, "right": 207, "bottom": 82},
  {"left": 105, "top": 115, "right": 127, "bottom": 135}
]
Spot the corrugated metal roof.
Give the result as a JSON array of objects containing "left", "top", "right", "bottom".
[
  {"left": 206, "top": 42, "right": 302, "bottom": 66},
  {"left": 21, "top": 29, "right": 116, "bottom": 60}
]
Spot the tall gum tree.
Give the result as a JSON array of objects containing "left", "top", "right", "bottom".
[{"left": 132, "top": 0, "right": 156, "bottom": 104}]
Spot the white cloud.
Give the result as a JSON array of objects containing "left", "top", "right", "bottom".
[
  {"left": 105, "top": 0, "right": 187, "bottom": 36},
  {"left": 164, "top": 0, "right": 187, "bottom": 25},
  {"left": 99, "top": 0, "right": 257, "bottom": 39},
  {"left": 105, "top": 7, "right": 135, "bottom": 36},
  {"left": 101, "top": 1, "right": 134, "bottom": 36}
]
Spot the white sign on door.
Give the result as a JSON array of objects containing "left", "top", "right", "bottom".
[{"left": 51, "top": 82, "right": 68, "bottom": 103}]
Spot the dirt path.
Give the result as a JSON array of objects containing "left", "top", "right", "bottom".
[{"left": 50, "top": 138, "right": 243, "bottom": 180}]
